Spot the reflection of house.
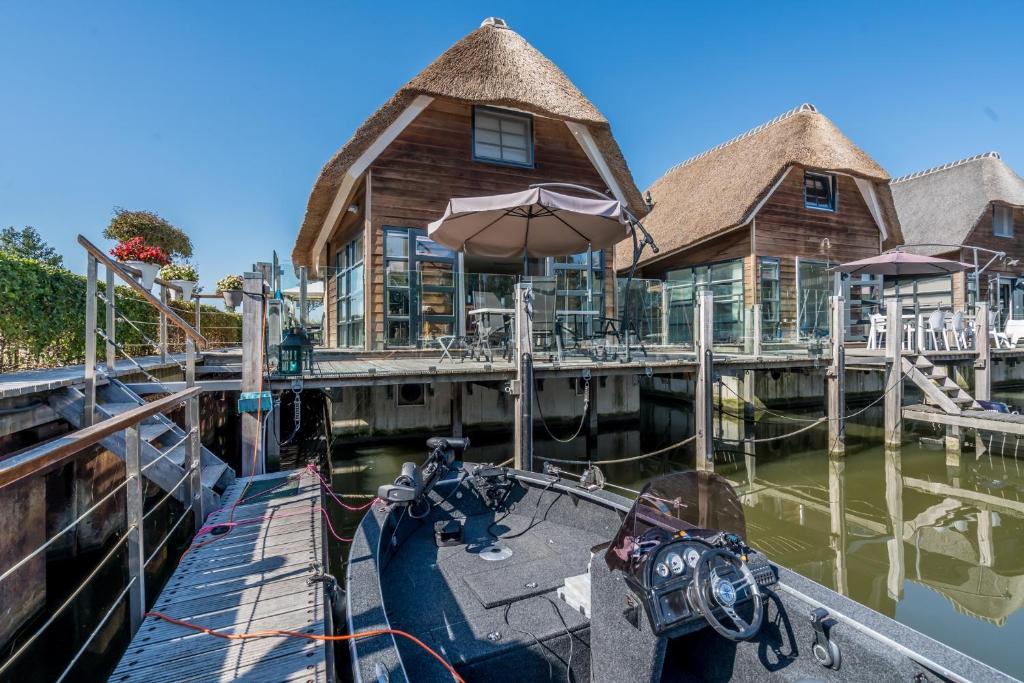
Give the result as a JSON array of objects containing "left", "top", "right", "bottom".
[
  {"left": 891, "top": 152, "right": 1024, "bottom": 326},
  {"left": 290, "top": 18, "right": 645, "bottom": 349},
  {"left": 621, "top": 104, "right": 902, "bottom": 347}
]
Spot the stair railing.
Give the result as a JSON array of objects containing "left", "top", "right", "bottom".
[
  {"left": 0, "top": 387, "right": 203, "bottom": 680},
  {"left": 78, "top": 234, "right": 209, "bottom": 428}
]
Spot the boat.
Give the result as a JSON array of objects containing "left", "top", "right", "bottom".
[{"left": 346, "top": 437, "right": 1016, "bottom": 682}]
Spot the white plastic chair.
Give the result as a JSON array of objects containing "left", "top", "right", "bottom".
[
  {"left": 946, "top": 311, "right": 966, "bottom": 351},
  {"left": 924, "top": 309, "right": 947, "bottom": 351},
  {"left": 867, "top": 313, "right": 886, "bottom": 349},
  {"left": 990, "top": 312, "right": 1011, "bottom": 349}
]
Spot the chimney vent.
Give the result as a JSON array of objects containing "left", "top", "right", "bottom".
[{"left": 481, "top": 17, "right": 509, "bottom": 28}]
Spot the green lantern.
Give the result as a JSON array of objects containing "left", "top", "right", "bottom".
[{"left": 278, "top": 327, "right": 312, "bottom": 375}]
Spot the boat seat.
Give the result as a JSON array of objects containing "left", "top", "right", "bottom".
[{"left": 463, "top": 555, "right": 577, "bottom": 608}]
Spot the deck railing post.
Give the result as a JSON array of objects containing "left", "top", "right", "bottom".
[
  {"left": 84, "top": 255, "right": 99, "bottom": 427},
  {"left": 159, "top": 286, "right": 169, "bottom": 361},
  {"left": 241, "top": 272, "right": 266, "bottom": 477},
  {"left": 125, "top": 424, "right": 146, "bottom": 634},
  {"left": 661, "top": 284, "right": 669, "bottom": 346},
  {"left": 752, "top": 303, "right": 763, "bottom": 358},
  {"left": 695, "top": 289, "right": 714, "bottom": 471},
  {"left": 513, "top": 283, "right": 533, "bottom": 472},
  {"left": 828, "top": 296, "right": 846, "bottom": 455},
  {"left": 975, "top": 302, "right": 991, "bottom": 401},
  {"left": 184, "top": 338, "right": 204, "bottom": 523},
  {"left": 194, "top": 297, "right": 202, "bottom": 337},
  {"left": 105, "top": 265, "right": 116, "bottom": 372},
  {"left": 884, "top": 298, "right": 904, "bottom": 449}
]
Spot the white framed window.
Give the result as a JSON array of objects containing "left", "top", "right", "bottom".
[
  {"left": 473, "top": 106, "right": 533, "bottom": 167},
  {"left": 993, "top": 204, "right": 1015, "bottom": 238},
  {"left": 804, "top": 171, "right": 837, "bottom": 212}
]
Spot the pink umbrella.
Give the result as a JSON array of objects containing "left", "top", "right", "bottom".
[{"left": 835, "top": 252, "right": 972, "bottom": 277}]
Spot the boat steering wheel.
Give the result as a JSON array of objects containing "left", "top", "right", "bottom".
[{"left": 692, "top": 547, "right": 764, "bottom": 641}]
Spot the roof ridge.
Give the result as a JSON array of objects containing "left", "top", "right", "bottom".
[
  {"left": 663, "top": 103, "right": 818, "bottom": 176},
  {"left": 891, "top": 152, "right": 1001, "bottom": 184}
]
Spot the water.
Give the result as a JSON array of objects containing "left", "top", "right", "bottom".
[{"left": 327, "top": 386, "right": 1024, "bottom": 679}]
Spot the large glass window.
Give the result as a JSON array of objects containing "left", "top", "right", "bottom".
[
  {"left": 797, "top": 259, "right": 834, "bottom": 339},
  {"left": 804, "top": 172, "right": 837, "bottom": 212},
  {"left": 384, "top": 227, "right": 458, "bottom": 347},
  {"left": 759, "top": 258, "right": 781, "bottom": 341},
  {"left": 993, "top": 205, "right": 1015, "bottom": 238},
  {"left": 666, "top": 258, "right": 745, "bottom": 344},
  {"left": 334, "top": 234, "right": 364, "bottom": 347},
  {"left": 473, "top": 107, "right": 534, "bottom": 167}
]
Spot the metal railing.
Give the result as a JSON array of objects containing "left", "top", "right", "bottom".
[{"left": 0, "top": 387, "right": 203, "bottom": 681}]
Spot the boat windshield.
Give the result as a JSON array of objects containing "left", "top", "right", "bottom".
[{"left": 605, "top": 470, "right": 746, "bottom": 573}]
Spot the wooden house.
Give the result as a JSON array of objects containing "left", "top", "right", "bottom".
[
  {"left": 891, "top": 152, "right": 1024, "bottom": 325},
  {"left": 291, "top": 17, "right": 645, "bottom": 349},
  {"left": 620, "top": 104, "right": 903, "bottom": 347}
]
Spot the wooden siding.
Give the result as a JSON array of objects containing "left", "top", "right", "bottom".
[
  {"left": 323, "top": 188, "right": 366, "bottom": 348},
  {"left": 961, "top": 203, "right": 1024, "bottom": 304},
  {"left": 364, "top": 98, "right": 610, "bottom": 348}
]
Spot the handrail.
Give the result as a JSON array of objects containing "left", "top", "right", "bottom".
[
  {"left": 0, "top": 387, "right": 201, "bottom": 489},
  {"left": 77, "top": 234, "right": 209, "bottom": 347}
]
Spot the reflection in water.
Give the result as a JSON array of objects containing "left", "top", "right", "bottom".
[{"left": 329, "top": 387, "right": 1024, "bottom": 679}]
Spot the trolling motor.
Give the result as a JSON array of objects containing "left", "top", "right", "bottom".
[{"left": 377, "top": 437, "right": 470, "bottom": 512}]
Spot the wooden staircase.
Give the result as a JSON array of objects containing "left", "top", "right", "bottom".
[
  {"left": 901, "top": 355, "right": 981, "bottom": 415},
  {"left": 48, "top": 379, "right": 235, "bottom": 513}
]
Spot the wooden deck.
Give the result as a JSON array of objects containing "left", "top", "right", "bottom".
[
  {"left": 110, "top": 469, "right": 333, "bottom": 683},
  {"left": 903, "top": 403, "right": 1024, "bottom": 436},
  {"left": 0, "top": 354, "right": 187, "bottom": 399}
]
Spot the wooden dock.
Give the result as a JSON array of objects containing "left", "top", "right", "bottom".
[{"left": 109, "top": 469, "right": 333, "bottom": 683}]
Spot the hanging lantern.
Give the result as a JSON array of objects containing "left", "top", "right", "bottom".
[{"left": 278, "top": 327, "right": 312, "bottom": 375}]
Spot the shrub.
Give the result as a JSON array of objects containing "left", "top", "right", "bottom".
[
  {"left": 104, "top": 207, "right": 193, "bottom": 260},
  {"left": 217, "top": 274, "right": 244, "bottom": 292},
  {"left": 110, "top": 236, "right": 170, "bottom": 266}
]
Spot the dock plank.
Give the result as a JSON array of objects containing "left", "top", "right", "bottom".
[{"left": 110, "top": 469, "right": 332, "bottom": 683}]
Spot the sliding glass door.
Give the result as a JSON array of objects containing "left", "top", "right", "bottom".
[{"left": 384, "top": 227, "right": 458, "bottom": 347}]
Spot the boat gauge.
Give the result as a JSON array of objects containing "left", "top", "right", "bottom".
[
  {"left": 667, "top": 552, "right": 685, "bottom": 575},
  {"left": 655, "top": 562, "right": 670, "bottom": 578},
  {"left": 684, "top": 547, "right": 701, "bottom": 569}
]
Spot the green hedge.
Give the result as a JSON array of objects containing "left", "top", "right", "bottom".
[{"left": 0, "top": 252, "right": 241, "bottom": 372}]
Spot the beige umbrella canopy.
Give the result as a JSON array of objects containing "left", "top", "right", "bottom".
[{"left": 427, "top": 187, "right": 630, "bottom": 259}]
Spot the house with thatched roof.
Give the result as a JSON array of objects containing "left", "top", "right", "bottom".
[
  {"left": 292, "top": 17, "right": 645, "bottom": 349},
  {"left": 891, "top": 152, "right": 1024, "bottom": 324},
  {"left": 621, "top": 104, "right": 903, "bottom": 347}
]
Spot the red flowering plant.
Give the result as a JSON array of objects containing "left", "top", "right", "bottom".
[{"left": 110, "top": 236, "right": 170, "bottom": 266}]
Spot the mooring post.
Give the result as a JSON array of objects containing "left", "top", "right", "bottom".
[
  {"left": 267, "top": 299, "right": 283, "bottom": 369},
  {"left": 513, "top": 283, "right": 533, "bottom": 472},
  {"left": 105, "top": 265, "right": 116, "bottom": 372},
  {"left": 884, "top": 446, "right": 905, "bottom": 600},
  {"left": 84, "top": 254, "right": 98, "bottom": 427},
  {"left": 159, "top": 285, "right": 169, "bottom": 363},
  {"left": 828, "top": 296, "right": 846, "bottom": 455},
  {"left": 451, "top": 382, "right": 464, "bottom": 439},
  {"left": 695, "top": 289, "right": 714, "bottom": 471},
  {"left": 975, "top": 302, "right": 991, "bottom": 401},
  {"left": 125, "top": 424, "right": 146, "bottom": 633},
  {"left": 827, "top": 452, "right": 848, "bottom": 595},
  {"left": 241, "top": 271, "right": 266, "bottom": 477},
  {"left": 298, "top": 266, "right": 309, "bottom": 328},
  {"left": 884, "top": 298, "right": 903, "bottom": 449},
  {"left": 661, "top": 284, "right": 670, "bottom": 346}
]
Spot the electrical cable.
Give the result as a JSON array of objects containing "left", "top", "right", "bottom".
[
  {"left": 145, "top": 611, "right": 465, "bottom": 683},
  {"left": 488, "top": 480, "right": 558, "bottom": 541}
]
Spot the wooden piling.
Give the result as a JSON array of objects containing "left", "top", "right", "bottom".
[
  {"left": 975, "top": 302, "right": 991, "bottom": 455},
  {"left": 513, "top": 283, "right": 533, "bottom": 472},
  {"left": 241, "top": 272, "right": 266, "bottom": 477},
  {"left": 828, "top": 296, "right": 846, "bottom": 455},
  {"left": 695, "top": 290, "right": 714, "bottom": 471},
  {"left": 884, "top": 298, "right": 903, "bottom": 449}
]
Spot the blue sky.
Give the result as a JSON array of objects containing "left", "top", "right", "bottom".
[{"left": 2, "top": 1, "right": 1022, "bottom": 291}]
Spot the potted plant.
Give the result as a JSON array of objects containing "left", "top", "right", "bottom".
[
  {"left": 110, "top": 236, "right": 170, "bottom": 290},
  {"left": 159, "top": 263, "right": 199, "bottom": 300},
  {"left": 218, "top": 274, "right": 244, "bottom": 309}
]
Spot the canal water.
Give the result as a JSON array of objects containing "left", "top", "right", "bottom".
[{"left": 329, "top": 385, "right": 1024, "bottom": 679}]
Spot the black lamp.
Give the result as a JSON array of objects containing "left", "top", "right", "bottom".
[{"left": 278, "top": 327, "right": 313, "bottom": 375}]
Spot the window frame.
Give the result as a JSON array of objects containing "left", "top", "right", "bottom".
[
  {"left": 472, "top": 106, "right": 535, "bottom": 169},
  {"left": 804, "top": 171, "right": 838, "bottom": 212},
  {"left": 334, "top": 234, "right": 364, "bottom": 348},
  {"left": 993, "top": 204, "right": 1015, "bottom": 238}
]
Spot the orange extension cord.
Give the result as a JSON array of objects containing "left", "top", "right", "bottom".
[{"left": 145, "top": 611, "right": 465, "bottom": 683}]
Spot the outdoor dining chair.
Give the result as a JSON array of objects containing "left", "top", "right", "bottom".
[
  {"left": 989, "top": 312, "right": 1012, "bottom": 349},
  {"left": 946, "top": 311, "right": 967, "bottom": 351},
  {"left": 923, "top": 309, "right": 947, "bottom": 351}
]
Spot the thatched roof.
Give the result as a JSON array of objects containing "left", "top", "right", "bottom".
[
  {"left": 621, "top": 104, "right": 902, "bottom": 270},
  {"left": 292, "top": 18, "right": 645, "bottom": 267},
  {"left": 891, "top": 152, "right": 1024, "bottom": 255}
]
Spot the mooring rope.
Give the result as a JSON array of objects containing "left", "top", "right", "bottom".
[
  {"left": 534, "top": 377, "right": 590, "bottom": 443},
  {"left": 540, "top": 433, "right": 697, "bottom": 466}
]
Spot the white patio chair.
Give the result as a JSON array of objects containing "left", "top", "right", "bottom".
[
  {"left": 989, "top": 312, "right": 1011, "bottom": 349},
  {"left": 946, "top": 311, "right": 967, "bottom": 351},
  {"left": 923, "top": 309, "right": 947, "bottom": 351},
  {"left": 867, "top": 313, "right": 886, "bottom": 349},
  {"left": 1007, "top": 319, "right": 1024, "bottom": 348}
]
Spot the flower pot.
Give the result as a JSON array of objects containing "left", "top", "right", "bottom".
[
  {"left": 169, "top": 280, "right": 197, "bottom": 301},
  {"left": 125, "top": 260, "right": 160, "bottom": 290},
  {"left": 222, "top": 290, "right": 243, "bottom": 309}
]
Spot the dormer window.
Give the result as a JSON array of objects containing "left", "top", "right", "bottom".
[
  {"left": 993, "top": 204, "right": 1015, "bottom": 238},
  {"left": 473, "top": 106, "right": 533, "bottom": 167},
  {"left": 804, "top": 171, "right": 837, "bottom": 212}
]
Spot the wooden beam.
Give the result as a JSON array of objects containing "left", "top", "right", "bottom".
[
  {"left": 884, "top": 298, "right": 903, "bottom": 448},
  {"left": 902, "top": 405, "right": 1024, "bottom": 436},
  {"left": 827, "top": 296, "right": 845, "bottom": 455},
  {"left": 240, "top": 272, "right": 266, "bottom": 477},
  {"left": 695, "top": 290, "right": 714, "bottom": 471},
  {"left": 513, "top": 284, "right": 533, "bottom": 472}
]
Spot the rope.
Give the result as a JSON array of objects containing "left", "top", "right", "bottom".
[
  {"left": 541, "top": 433, "right": 697, "bottom": 466},
  {"left": 534, "top": 377, "right": 590, "bottom": 443},
  {"left": 717, "top": 417, "right": 828, "bottom": 444},
  {"left": 145, "top": 611, "right": 465, "bottom": 683}
]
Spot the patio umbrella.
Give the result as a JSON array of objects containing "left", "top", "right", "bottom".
[
  {"left": 426, "top": 187, "right": 630, "bottom": 263},
  {"left": 835, "top": 252, "right": 972, "bottom": 277}
]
